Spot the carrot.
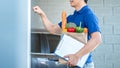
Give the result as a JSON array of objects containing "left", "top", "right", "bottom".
[
  {"left": 63, "top": 28, "right": 67, "bottom": 32},
  {"left": 84, "top": 28, "right": 88, "bottom": 33},
  {"left": 62, "top": 11, "right": 67, "bottom": 31}
]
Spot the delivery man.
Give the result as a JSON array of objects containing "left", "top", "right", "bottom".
[{"left": 33, "top": 0, "right": 102, "bottom": 68}]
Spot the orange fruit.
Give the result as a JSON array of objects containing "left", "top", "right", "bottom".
[{"left": 84, "top": 28, "right": 88, "bottom": 33}]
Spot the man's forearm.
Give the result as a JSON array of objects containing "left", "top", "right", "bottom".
[
  {"left": 39, "top": 13, "right": 62, "bottom": 34},
  {"left": 39, "top": 14, "right": 54, "bottom": 32},
  {"left": 75, "top": 32, "right": 102, "bottom": 58}
]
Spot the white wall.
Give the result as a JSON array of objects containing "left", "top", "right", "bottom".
[{"left": 31, "top": 0, "right": 74, "bottom": 29}]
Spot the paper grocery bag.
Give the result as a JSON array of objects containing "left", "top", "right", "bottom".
[
  {"left": 65, "top": 32, "right": 87, "bottom": 44},
  {"left": 57, "top": 32, "right": 88, "bottom": 67}
]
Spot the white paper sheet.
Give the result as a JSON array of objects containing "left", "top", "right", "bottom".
[{"left": 55, "top": 34, "right": 90, "bottom": 68}]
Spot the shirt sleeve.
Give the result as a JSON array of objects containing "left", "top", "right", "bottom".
[
  {"left": 58, "top": 21, "right": 62, "bottom": 28},
  {"left": 84, "top": 14, "right": 101, "bottom": 36}
]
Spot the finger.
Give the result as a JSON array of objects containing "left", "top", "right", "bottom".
[
  {"left": 33, "top": 7, "right": 36, "bottom": 11},
  {"left": 70, "top": 61, "right": 76, "bottom": 66},
  {"left": 33, "top": 7, "right": 38, "bottom": 10},
  {"left": 69, "top": 62, "right": 74, "bottom": 67},
  {"left": 34, "top": 7, "right": 37, "bottom": 10},
  {"left": 68, "top": 62, "right": 74, "bottom": 67},
  {"left": 67, "top": 59, "right": 75, "bottom": 66},
  {"left": 64, "top": 54, "right": 71, "bottom": 58},
  {"left": 67, "top": 61, "right": 71, "bottom": 66},
  {"left": 64, "top": 55, "right": 69, "bottom": 58},
  {"left": 33, "top": 6, "right": 38, "bottom": 9}
]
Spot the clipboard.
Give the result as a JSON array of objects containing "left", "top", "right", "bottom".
[{"left": 54, "top": 34, "right": 90, "bottom": 68}]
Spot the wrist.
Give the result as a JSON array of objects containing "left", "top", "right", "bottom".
[
  {"left": 75, "top": 53, "right": 82, "bottom": 59},
  {"left": 39, "top": 13, "right": 46, "bottom": 18},
  {"left": 75, "top": 54, "right": 79, "bottom": 59}
]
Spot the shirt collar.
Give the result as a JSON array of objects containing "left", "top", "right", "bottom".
[{"left": 74, "top": 5, "right": 88, "bottom": 14}]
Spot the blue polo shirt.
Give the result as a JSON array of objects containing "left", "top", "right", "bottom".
[{"left": 58, "top": 5, "right": 100, "bottom": 64}]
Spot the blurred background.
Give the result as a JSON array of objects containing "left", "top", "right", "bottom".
[
  {"left": 31, "top": 0, "right": 120, "bottom": 68},
  {"left": 0, "top": 0, "right": 120, "bottom": 68}
]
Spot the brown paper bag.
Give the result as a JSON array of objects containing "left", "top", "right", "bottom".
[{"left": 58, "top": 32, "right": 88, "bottom": 64}]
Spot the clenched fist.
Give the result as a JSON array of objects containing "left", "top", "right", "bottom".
[{"left": 33, "top": 6, "right": 45, "bottom": 16}]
